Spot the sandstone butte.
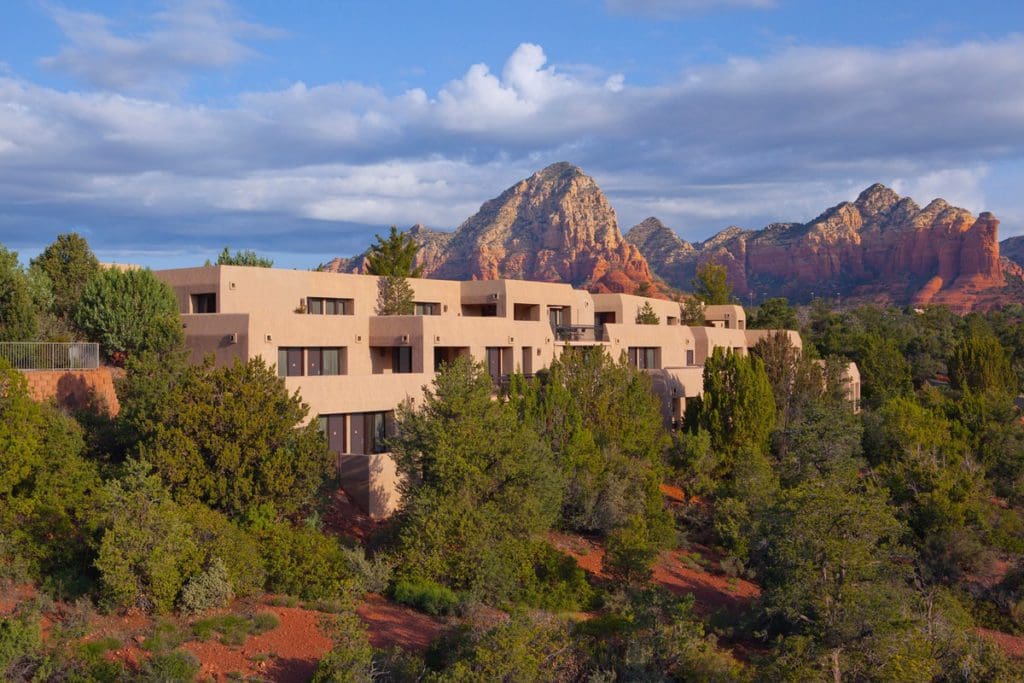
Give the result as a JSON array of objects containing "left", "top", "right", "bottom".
[
  {"left": 328, "top": 165, "right": 1022, "bottom": 311},
  {"left": 628, "top": 183, "right": 1021, "bottom": 312},
  {"left": 326, "top": 162, "right": 663, "bottom": 296}
]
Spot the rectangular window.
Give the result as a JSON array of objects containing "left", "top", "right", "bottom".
[
  {"left": 278, "top": 347, "right": 303, "bottom": 377},
  {"left": 628, "top": 347, "right": 658, "bottom": 370},
  {"left": 191, "top": 293, "right": 216, "bottom": 313},
  {"left": 686, "top": 349, "right": 695, "bottom": 366},
  {"left": 306, "top": 297, "right": 351, "bottom": 315},
  {"left": 393, "top": 346, "right": 413, "bottom": 373},
  {"left": 306, "top": 347, "right": 342, "bottom": 376},
  {"left": 486, "top": 346, "right": 502, "bottom": 383},
  {"left": 414, "top": 302, "right": 439, "bottom": 316},
  {"left": 548, "top": 306, "right": 564, "bottom": 328},
  {"left": 319, "top": 414, "right": 346, "bottom": 453},
  {"left": 365, "top": 412, "right": 389, "bottom": 454}
]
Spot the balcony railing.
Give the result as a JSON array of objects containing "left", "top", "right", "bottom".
[
  {"left": 554, "top": 325, "right": 608, "bottom": 342},
  {"left": 0, "top": 342, "right": 100, "bottom": 370}
]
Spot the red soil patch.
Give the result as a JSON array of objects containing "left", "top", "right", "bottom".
[
  {"left": 357, "top": 593, "right": 444, "bottom": 651},
  {"left": 660, "top": 483, "right": 687, "bottom": 503},
  {"left": 184, "top": 605, "right": 333, "bottom": 683},
  {"left": 548, "top": 532, "right": 761, "bottom": 616},
  {"left": 653, "top": 548, "right": 760, "bottom": 615},
  {"left": 548, "top": 531, "right": 607, "bottom": 578},
  {"left": 966, "top": 557, "right": 1013, "bottom": 590},
  {"left": 977, "top": 628, "right": 1024, "bottom": 659},
  {"left": 0, "top": 583, "right": 36, "bottom": 615},
  {"left": 324, "top": 488, "right": 385, "bottom": 544}
]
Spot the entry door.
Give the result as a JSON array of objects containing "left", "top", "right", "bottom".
[
  {"left": 327, "top": 415, "right": 346, "bottom": 454},
  {"left": 287, "top": 348, "right": 303, "bottom": 376},
  {"left": 486, "top": 347, "right": 502, "bottom": 383}
]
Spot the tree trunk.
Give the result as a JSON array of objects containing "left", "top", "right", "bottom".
[{"left": 831, "top": 648, "right": 842, "bottom": 683}]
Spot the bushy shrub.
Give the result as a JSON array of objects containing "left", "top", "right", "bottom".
[
  {"left": 183, "top": 503, "right": 265, "bottom": 597},
  {"left": 178, "top": 557, "right": 234, "bottom": 615},
  {"left": 341, "top": 546, "right": 395, "bottom": 594},
  {"left": 192, "top": 612, "right": 278, "bottom": 646},
  {"left": 523, "top": 543, "right": 595, "bottom": 612},
  {"left": 94, "top": 468, "right": 202, "bottom": 613},
  {"left": 392, "top": 578, "right": 460, "bottom": 616},
  {"left": 259, "top": 521, "right": 357, "bottom": 600},
  {"left": 604, "top": 515, "right": 660, "bottom": 586},
  {"left": 0, "top": 614, "right": 43, "bottom": 681},
  {"left": 312, "top": 613, "right": 377, "bottom": 683},
  {"left": 138, "top": 649, "right": 200, "bottom": 682}
]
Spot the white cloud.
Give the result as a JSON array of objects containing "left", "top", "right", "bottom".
[
  {"left": 4, "top": 36, "right": 1024, "bottom": 259},
  {"left": 39, "top": 0, "right": 279, "bottom": 93}
]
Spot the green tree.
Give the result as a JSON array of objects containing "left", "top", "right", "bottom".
[
  {"left": 686, "top": 348, "right": 776, "bottom": 463},
  {"left": 365, "top": 226, "right": 423, "bottom": 277},
  {"left": 390, "top": 358, "right": 563, "bottom": 602},
  {"left": 30, "top": 233, "right": 100, "bottom": 322},
  {"left": 0, "top": 359, "right": 104, "bottom": 593},
  {"left": 513, "top": 348, "right": 671, "bottom": 539},
  {"left": 375, "top": 275, "right": 416, "bottom": 315},
  {"left": 691, "top": 260, "right": 733, "bottom": 305},
  {"left": 749, "top": 297, "right": 798, "bottom": 330},
  {"left": 679, "top": 296, "right": 705, "bottom": 326},
  {"left": 635, "top": 301, "right": 660, "bottom": 324},
  {"left": 0, "top": 246, "right": 37, "bottom": 342},
  {"left": 94, "top": 464, "right": 203, "bottom": 613},
  {"left": 73, "top": 267, "right": 184, "bottom": 363},
  {"left": 755, "top": 481, "right": 931, "bottom": 682},
  {"left": 140, "top": 357, "right": 333, "bottom": 519},
  {"left": 948, "top": 331, "right": 1016, "bottom": 395},
  {"left": 212, "top": 247, "right": 273, "bottom": 267},
  {"left": 868, "top": 397, "right": 985, "bottom": 578}
]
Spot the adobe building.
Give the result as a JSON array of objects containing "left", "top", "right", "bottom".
[{"left": 156, "top": 266, "right": 858, "bottom": 517}]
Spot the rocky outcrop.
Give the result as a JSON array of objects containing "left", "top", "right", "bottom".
[
  {"left": 327, "top": 163, "right": 660, "bottom": 294},
  {"left": 628, "top": 184, "right": 1010, "bottom": 311},
  {"left": 430, "top": 163, "right": 657, "bottom": 293},
  {"left": 1001, "top": 236, "right": 1024, "bottom": 270},
  {"left": 324, "top": 223, "right": 452, "bottom": 275}
]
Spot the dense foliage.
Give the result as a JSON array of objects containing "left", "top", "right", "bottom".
[{"left": 72, "top": 267, "right": 183, "bottom": 362}]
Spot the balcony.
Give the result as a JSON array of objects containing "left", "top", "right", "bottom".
[
  {"left": 553, "top": 325, "right": 608, "bottom": 343},
  {"left": 0, "top": 342, "right": 100, "bottom": 370}
]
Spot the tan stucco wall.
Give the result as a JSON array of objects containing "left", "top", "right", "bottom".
[{"left": 155, "top": 266, "right": 839, "bottom": 519}]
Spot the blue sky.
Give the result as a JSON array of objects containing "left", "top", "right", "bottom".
[{"left": 1, "top": 0, "right": 1023, "bottom": 268}]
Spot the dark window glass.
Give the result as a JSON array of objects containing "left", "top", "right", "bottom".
[
  {"left": 191, "top": 293, "right": 216, "bottom": 313},
  {"left": 393, "top": 346, "right": 413, "bottom": 373},
  {"left": 365, "top": 412, "right": 389, "bottom": 454},
  {"left": 307, "top": 297, "right": 351, "bottom": 315},
  {"left": 308, "top": 298, "right": 323, "bottom": 314},
  {"left": 686, "top": 349, "right": 695, "bottom": 366},
  {"left": 278, "top": 347, "right": 303, "bottom": 376}
]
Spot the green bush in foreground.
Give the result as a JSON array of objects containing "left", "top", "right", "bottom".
[{"left": 392, "top": 578, "right": 460, "bottom": 616}]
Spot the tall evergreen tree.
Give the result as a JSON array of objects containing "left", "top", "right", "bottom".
[{"left": 30, "top": 233, "right": 100, "bottom": 322}]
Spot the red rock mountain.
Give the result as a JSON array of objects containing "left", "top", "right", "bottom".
[
  {"left": 327, "top": 163, "right": 660, "bottom": 294},
  {"left": 627, "top": 184, "right": 1013, "bottom": 311}
]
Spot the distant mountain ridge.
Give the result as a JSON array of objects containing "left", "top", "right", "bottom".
[
  {"left": 327, "top": 164, "right": 1019, "bottom": 311},
  {"left": 627, "top": 184, "right": 1012, "bottom": 311},
  {"left": 326, "top": 163, "right": 660, "bottom": 294}
]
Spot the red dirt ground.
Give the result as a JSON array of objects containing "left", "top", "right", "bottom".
[
  {"left": 184, "top": 605, "right": 334, "bottom": 682},
  {"left": 357, "top": 593, "right": 445, "bottom": 651},
  {"left": 977, "top": 628, "right": 1024, "bottom": 658},
  {"left": 547, "top": 532, "right": 760, "bottom": 615}
]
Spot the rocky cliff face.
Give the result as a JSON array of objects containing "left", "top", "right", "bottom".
[
  {"left": 325, "top": 223, "right": 452, "bottom": 275},
  {"left": 1001, "top": 236, "right": 1024, "bottom": 270},
  {"left": 628, "top": 184, "right": 1009, "bottom": 311},
  {"left": 327, "top": 163, "right": 659, "bottom": 294}
]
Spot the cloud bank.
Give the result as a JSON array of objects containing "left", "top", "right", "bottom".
[{"left": 3, "top": 2, "right": 1024, "bottom": 264}]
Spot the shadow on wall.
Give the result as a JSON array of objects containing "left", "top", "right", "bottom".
[{"left": 56, "top": 373, "right": 103, "bottom": 413}]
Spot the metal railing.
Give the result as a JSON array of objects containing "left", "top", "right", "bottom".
[
  {"left": 0, "top": 342, "right": 100, "bottom": 370},
  {"left": 554, "top": 325, "right": 608, "bottom": 342}
]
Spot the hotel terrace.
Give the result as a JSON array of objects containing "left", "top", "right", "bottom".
[{"left": 156, "top": 266, "right": 860, "bottom": 517}]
